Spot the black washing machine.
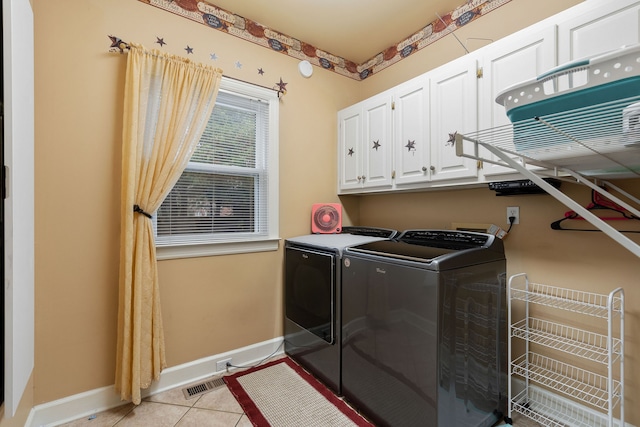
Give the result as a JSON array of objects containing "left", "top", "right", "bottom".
[
  {"left": 284, "top": 226, "right": 397, "bottom": 395},
  {"left": 341, "top": 229, "right": 507, "bottom": 427}
]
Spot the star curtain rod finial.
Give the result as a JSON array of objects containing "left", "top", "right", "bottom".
[
  {"left": 274, "top": 77, "right": 287, "bottom": 99},
  {"left": 108, "top": 35, "right": 130, "bottom": 54}
]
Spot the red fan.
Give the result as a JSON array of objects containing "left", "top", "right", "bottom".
[{"left": 311, "top": 203, "right": 342, "bottom": 234}]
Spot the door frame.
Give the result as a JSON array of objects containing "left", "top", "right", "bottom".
[{"left": 3, "top": 0, "right": 35, "bottom": 418}]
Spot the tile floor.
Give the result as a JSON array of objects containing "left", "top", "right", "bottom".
[
  {"left": 56, "top": 383, "right": 540, "bottom": 427},
  {"left": 55, "top": 365, "right": 540, "bottom": 427},
  {"left": 58, "top": 377, "right": 252, "bottom": 427}
]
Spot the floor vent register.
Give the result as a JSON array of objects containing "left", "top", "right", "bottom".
[{"left": 182, "top": 377, "right": 226, "bottom": 399}]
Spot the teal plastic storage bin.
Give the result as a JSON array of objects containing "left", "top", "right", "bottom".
[{"left": 495, "top": 45, "right": 640, "bottom": 177}]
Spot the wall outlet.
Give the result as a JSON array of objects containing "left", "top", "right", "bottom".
[
  {"left": 216, "top": 358, "right": 232, "bottom": 372},
  {"left": 507, "top": 206, "right": 520, "bottom": 225}
]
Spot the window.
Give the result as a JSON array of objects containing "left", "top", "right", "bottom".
[{"left": 155, "top": 78, "right": 279, "bottom": 259}]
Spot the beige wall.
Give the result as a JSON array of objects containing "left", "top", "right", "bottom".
[
  {"left": 32, "top": 0, "right": 358, "bottom": 407},
  {"left": 26, "top": 0, "right": 640, "bottom": 425}
]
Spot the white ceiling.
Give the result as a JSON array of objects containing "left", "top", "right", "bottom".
[{"left": 203, "top": 0, "right": 467, "bottom": 64}]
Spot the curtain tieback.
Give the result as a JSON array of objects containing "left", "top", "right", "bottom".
[{"left": 133, "top": 204, "right": 153, "bottom": 219}]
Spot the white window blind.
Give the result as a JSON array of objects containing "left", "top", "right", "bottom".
[{"left": 155, "top": 81, "right": 277, "bottom": 252}]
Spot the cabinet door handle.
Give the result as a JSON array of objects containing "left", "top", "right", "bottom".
[
  {"left": 430, "top": 166, "right": 435, "bottom": 171},
  {"left": 422, "top": 166, "right": 427, "bottom": 172},
  {"left": 357, "top": 176, "right": 362, "bottom": 181}
]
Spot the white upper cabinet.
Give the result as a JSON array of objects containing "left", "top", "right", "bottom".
[
  {"left": 337, "top": 91, "right": 393, "bottom": 193},
  {"left": 337, "top": 0, "right": 640, "bottom": 195},
  {"left": 478, "top": 25, "right": 557, "bottom": 177},
  {"left": 558, "top": 0, "right": 640, "bottom": 63},
  {"left": 362, "top": 93, "right": 394, "bottom": 189},
  {"left": 393, "top": 76, "right": 431, "bottom": 186},
  {"left": 429, "top": 56, "right": 479, "bottom": 182},
  {"left": 337, "top": 104, "right": 363, "bottom": 191}
]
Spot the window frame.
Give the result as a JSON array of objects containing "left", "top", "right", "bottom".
[{"left": 155, "top": 77, "right": 280, "bottom": 260}]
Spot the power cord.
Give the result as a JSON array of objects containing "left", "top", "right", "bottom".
[
  {"left": 224, "top": 340, "right": 285, "bottom": 372},
  {"left": 507, "top": 215, "right": 516, "bottom": 233}
]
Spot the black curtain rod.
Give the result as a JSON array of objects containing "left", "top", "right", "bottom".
[
  {"left": 222, "top": 75, "right": 282, "bottom": 97},
  {"left": 108, "top": 35, "right": 283, "bottom": 97}
]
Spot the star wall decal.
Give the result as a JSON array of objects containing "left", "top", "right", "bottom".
[
  {"left": 405, "top": 140, "right": 416, "bottom": 152},
  {"left": 235, "top": 61, "right": 243, "bottom": 69},
  {"left": 348, "top": 148, "right": 354, "bottom": 156},
  {"left": 156, "top": 37, "right": 166, "bottom": 47},
  {"left": 210, "top": 53, "right": 218, "bottom": 60},
  {"left": 185, "top": 45, "right": 193, "bottom": 54},
  {"left": 372, "top": 140, "right": 381, "bottom": 151},
  {"left": 258, "top": 68, "right": 265, "bottom": 75}
]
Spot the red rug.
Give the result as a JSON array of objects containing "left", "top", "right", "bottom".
[{"left": 224, "top": 357, "right": 374, "bottom": 427}]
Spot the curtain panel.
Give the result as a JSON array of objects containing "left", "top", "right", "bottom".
[{"left": 116, "top": 43, "right": 223, "bottom": 404}]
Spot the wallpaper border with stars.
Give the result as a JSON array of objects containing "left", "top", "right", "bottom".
[{"left": 137, "top": 0, "right": 513, "bottom": 81}]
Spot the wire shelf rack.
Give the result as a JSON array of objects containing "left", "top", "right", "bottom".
[
  {"left": 511, "top": 317, "right": 622, "bottom": 364},
  {"left": 509, "top": 281, "right": 623, "bottom": 319},
  {"left": 454, "top": 94, "right": 640, "bottom": 258},
  {"left": 511, "top": 352, "right": 621, "bottom": 410},
  {"left": 461, "top": 95, "right": 640, "bottom": 179},
  {"left": 511, "top": 386, "right": 618, "bottom": 427}
]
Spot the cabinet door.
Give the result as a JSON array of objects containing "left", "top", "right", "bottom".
[
  {"left": 479, "top": 25, "right": 557, "bottom": 177},
  {"left": 430, "top": 57, "right": 479, "bottom": 182},
  {"left": 559, "top": 0, "right": 640, "bottom": 64},
  {"left": 337, "top": 104, "right": 363, "bottom": 192},
  {"left": 394, "top": 76, "right": 430, "bottom": 185},
  {"left": 361, "top": 94, "right": 393, "bottom": 189}
]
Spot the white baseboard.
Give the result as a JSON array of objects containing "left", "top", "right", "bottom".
[{"left": 29, "top": 337, "right": 284, "bottom": 427}]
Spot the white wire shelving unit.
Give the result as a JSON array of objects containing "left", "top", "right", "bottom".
[{"left": 507, "top": 273, "right": 624, "bottom": 427}]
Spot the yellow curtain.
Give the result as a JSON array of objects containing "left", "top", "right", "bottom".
[{"left": 116, "top": 43, "right": 223, "bottom": 404}]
